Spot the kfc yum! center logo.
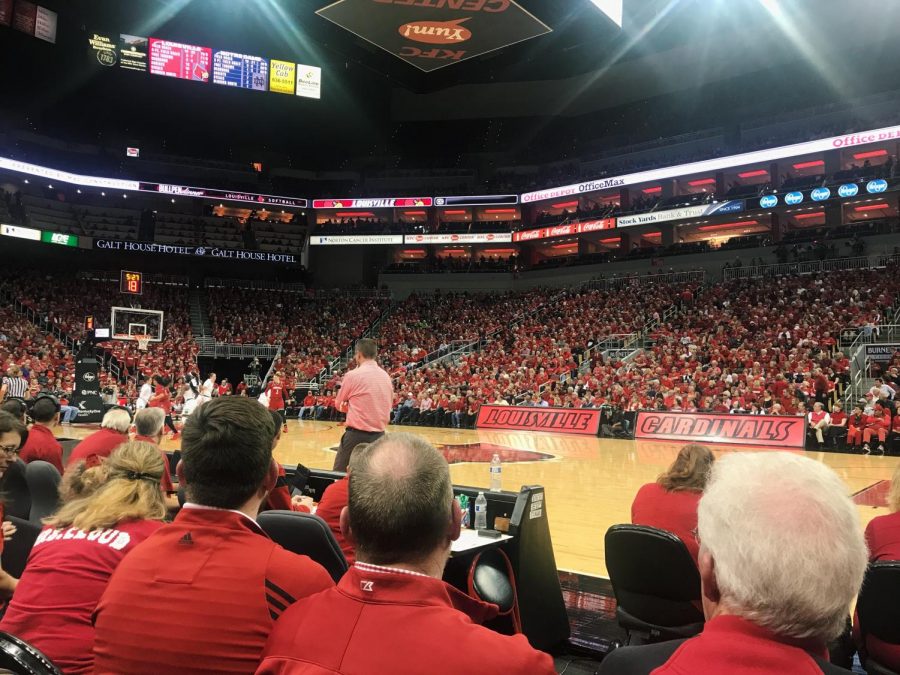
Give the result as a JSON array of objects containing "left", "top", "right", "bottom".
[{"left": 399, "top": 18, "right": 472, "bottom": 44}]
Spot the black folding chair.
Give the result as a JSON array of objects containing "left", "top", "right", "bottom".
[{"left": 258, "top": 511, "right": 348, "bottom": 583}]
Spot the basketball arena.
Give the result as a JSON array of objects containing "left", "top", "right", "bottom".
[{"left": 1, "top": 1, "right": 899, "bottom": 673}]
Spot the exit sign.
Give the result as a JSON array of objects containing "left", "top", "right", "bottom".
[{"left": 41, "top": 231, "right": 79, "bottom": 247}]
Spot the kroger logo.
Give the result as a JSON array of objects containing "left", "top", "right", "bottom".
[
  {"left": 785, "top": 192, "right": 804, "bottom": 205},
  {"left": 810, "top": 187, "right": 831, "bottom": 202},
  {"left": 838, "top": 183, "right": 859, "bottom": 198},
  {"left": 867, "top": 179, "right": 888, "bottom": 194},
  {"left": 82, "top": 372, "right": 96, "bottom": 382},
  {"left": 759, "top": 195, "right": 778, "bottom": 209}
]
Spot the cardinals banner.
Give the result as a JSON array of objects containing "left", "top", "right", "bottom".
[
  {"left": 634, "top": 411, "right": 807, "bottom": 449},
  {"left": 316, "top": 0, "right": 552, "bottom": 72}
]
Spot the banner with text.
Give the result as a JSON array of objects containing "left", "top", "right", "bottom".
[
  {"left": 476, "top": 404, "right": 602, "bottom": 437},
  {"left": 309, "top": 235, "right": 403, "bottom": 246},
  {"left": 512, "top": 219, "right": 616, "bottom": 243},
  {"left": 404, "top": 232, "right": 512, "bottom": 244},
  {"left": 634, "top": 411, "right": 807, "bottom": 448},
  {"left": 93, "top": 239, "right": 298, "bottom": 263},
  {"left": 616, "top": 200, "right": 744, "bottom": 228}
]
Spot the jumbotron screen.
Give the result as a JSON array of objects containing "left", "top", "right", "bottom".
[{"left": 149, "top": 39, "right": 212, "bottom": 82}]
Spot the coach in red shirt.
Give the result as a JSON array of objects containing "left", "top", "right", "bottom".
[
  {"left": 256, "top": 433, "right": 555, "bottom": 675},
  {"left": 93, "top": 397, "right": 333, "bottom": 675},
  {"left": 599, "top": 453, "right": 867, "bottom": 674},
  {"left": 66, "top": 408, "right": 131, "bottom": 469},
  {"left": 19, "top": 397, "right": 63, "bottom": 473},
  {"left": 332, "top": 338, "right": 393, "bottom": 472}
]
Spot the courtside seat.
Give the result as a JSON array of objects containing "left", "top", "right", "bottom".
[
  {"left": 58, "top": 439, "right": 80, "bottom": 467},
  {"left": 0, "top": 631, "right": 61, "bottom": 675},
  {"left": 605, "top": 524, "right": 704, "bottom": 645},
  {"left": 3, "top": 460, "right": 31, "bottom": 521},
  {"left": 856, "top": 562, "right": 900, "bottom": 675},
  {"left": 468, "top": 547, "right": 522, "bottom": 635},
  {"left": 258, "top": 511, "right": 348, "bottom": 583},
  {"left": 1, "top": 516, "right": 42, "bottom": 579},
  {"left": 25, "top": 461, "right": 61, "bottom": 524}
]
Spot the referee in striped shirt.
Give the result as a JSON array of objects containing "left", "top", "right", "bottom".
[{"left": 1, "top": 365, "right": 29, "bottom": 401}]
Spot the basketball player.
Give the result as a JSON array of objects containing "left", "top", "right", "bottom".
[
  {"left": 199, "top": 373, "right": 217, "bottom": 406},
  {"left": 182, "top": 372, "right": 200, "bottom": 417},
  {"left": 136, "top": 374, "right": 154, "bottom": 411},
  {"left": 266, "top": 374, "right": 288, "bottom": 435}
]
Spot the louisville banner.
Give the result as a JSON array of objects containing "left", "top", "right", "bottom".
[
  {"left": 634, "top": 411, "right": 807, "bottom": 449},
  {"left": 476, "top": 404, "right": 601, "bottom": 437}
]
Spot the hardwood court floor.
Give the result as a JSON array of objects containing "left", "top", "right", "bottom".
[{"left": 59, "top": 420, "right": 900, "bottom": 578}]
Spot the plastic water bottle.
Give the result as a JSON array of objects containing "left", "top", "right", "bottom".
[
  {"left": 489, "top": 453, "right": 502, "bottom": 492},
  {"left": 474, "top": 492, "right": 487, "bottom": 530}
]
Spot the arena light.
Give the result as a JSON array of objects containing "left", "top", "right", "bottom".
[
  {"left": 552, "top": 242, "right": 578, "bottom": 249},
  {"left": 853, "top": 149, "right": 888, "bottom": 160},
  {"left": 483, "top": 248, "right": 517, "bottom": 254},
  {"left": 698, "top": 220, "right": 759, "bottom": 231},
  {"left": 335, "top": 211, "right": 375, "bottom": 217},
  {"left": 443, "top": 248, "right": 466, "bottom": 253},
  {"left": 642, "top": 231, "right": 662, "bottom": 237},
  {"left": 854, "top": 204, "right": 889, "bottom": 211},
  {"left": 687, "top": 178, "right": 716, "bottom": 187},
  {"left": 641, "top": 186, "right": 662, "bottom": 194},
  {"left": 403, "top": 211, "right": 426, "bottom": 216},
  {"left": 401, "top": 249, "right": 425, "bottom": 255},
  {"left": 551, "top": 200, "right": 579, "bottom": 209},
  {"left": 794, "top": 211, "right": 825, "bottom": 219},
  {"left": 484, "top": 208, "right": 518, "bottom": 214},
  {"left": 599, "top": 236, "right": 621, "bottom": 244},
  {"left": 443, "top": 210, "right": 467, "bottom": 215},
  {"left": 793, "top": 160, "right": 824, "bottom": 169},
  {"left": 738, "top": 169, "right": 768, "bottom": 178}
]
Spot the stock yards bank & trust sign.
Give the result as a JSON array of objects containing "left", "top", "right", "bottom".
[{"left": 94, "top": 239, "right": 298, "bottom": 264}]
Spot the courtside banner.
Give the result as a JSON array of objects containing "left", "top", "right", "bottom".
[
  {"left": 634, "top": 411, "right": 807, "bottom": 448},
  {"left": 476, "top": 404, "right": 602, "bottom": 436}
]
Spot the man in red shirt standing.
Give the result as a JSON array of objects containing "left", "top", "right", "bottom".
[
  {"left": 333, "top": 339, "right": 393, "bottom": 472},
  {"left": 19, "top": 397, "right": 63, "bottom": 473},
  {"left": 266, "top": 374, "right": 288, "bottom": 434},
  {"left": 598, "top": 453, "right": 867, "bottom": 675},
  {"left": 93, "top": 396, "right": 333, "bottom": 675},
  {"left": 256, "top": 433, "right": 555, "bottom": 674},
  {"left": 66, "top": 408, "right": 131, "bottom": 469}
]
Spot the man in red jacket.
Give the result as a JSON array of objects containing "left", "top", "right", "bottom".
[
  {"left": 598, "top": 453, "right": 867, "bottom": 675},
  {"left": 93, "top": 397, "right": 333, "bottom": 675},
  {"left": 256, "top": 433, "right": 555, "bottom": 675},
  {"left": 18, "top": 397, "right": 63, "bottom": 473}
]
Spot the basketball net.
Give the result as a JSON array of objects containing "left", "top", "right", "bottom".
[{"left": 136, "top": 335, "right": 151, "bottom": 352}]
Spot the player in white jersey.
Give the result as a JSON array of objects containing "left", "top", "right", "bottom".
[
  {"left": 198, "top": 372, "right": 217, "bottom": 406},
  {"left": 182, "top": 372, "right": 201, "bottom": 416},
  {"left": 136, "top": 375, "right": 153, "bottom": 411}
]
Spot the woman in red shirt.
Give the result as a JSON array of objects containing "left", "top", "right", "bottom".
[
  {"left": 266, "top": 374, "right": 288, "bottom": 434},
  {"left": 0, "top": 441, "right": 168, "bottom": 674},
  {"left": 631, "top": 444, "right": 716, "bottom": 565}
]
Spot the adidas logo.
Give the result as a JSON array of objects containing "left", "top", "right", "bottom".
[{"left": 179, "top": 532, "right": 194, "bottom": 545}]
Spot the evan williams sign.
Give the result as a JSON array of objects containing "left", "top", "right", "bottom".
[
  {"left": 634, "top": 412, "right": 807, "bottom": 449},
  {"left": 477, "top": 404, "right": 602, "bottom": 437},
  {"left": 316, "top": 0, "right": 551, "bottom": 72}
]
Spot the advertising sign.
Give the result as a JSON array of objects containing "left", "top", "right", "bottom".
[
  {"left": 72, "top": 356, "right": 104, "bottom": 424},
  {"left": 864, "top": 345, "right": 900, "bottom": 363},
  {"left": 295, "top": 63, "right": 322, "bottom": 99},
  {"left": 435, "top": 194, "right": 519, "bottom": 207},
  {"left": 634, "top": 411, "right": 807, "bottom": 448},
  {"left": 145, "top": 183, "right": 307, "bottom": 208},
  {"left": 214, "top": 50, "right": 269, "bottom": 91},
  {"left": 309, "top": 235, "right": 403, "bottom": 245},
  {"left": 404, "top": 233, "right": 512, "bottom": 244},
  {"left": 33, "top": 4, "right": 56, "bottom": 43},
  {"left": 521, "top": 122, "right": 900, "bottom": 203},
  {"left": 476, "top": 404, "right": 602, "bottom": 436},
  {"left": 41, "top": 231, "right": 78, "bottom": 247},
  {"left": 616, "top": 201, "right": 743, "bottom": 228},
  {"left": 316, "top": 0, "right": 552, "bottom": 73},
  {"left": 119, "top": 34, "right": 148, "bottom": 71},
  {"left": 269, "top": 59, "right": 296, "bottom": 94},
  {"left": 512, "top": 219, "right": 616, "bottom": 242},
  {"left": 0, "top": 224, "right": 40, "bottom": 241},
  {"left": 313, "top": 197, "right": 433, "bottom": 209},
  {"left": 94, "top": 239, "right": 299, "bottom": 264}
]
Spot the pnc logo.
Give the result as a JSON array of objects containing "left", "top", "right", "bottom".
[{"left": 399, "top": 19, "right": 472, "bottom": 45}]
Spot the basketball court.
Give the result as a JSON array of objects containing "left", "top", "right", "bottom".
[{"left": 56, "top": 420, "right": 900, "bottom": 578}]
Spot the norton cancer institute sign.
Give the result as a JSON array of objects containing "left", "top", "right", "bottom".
[{"left": 316, "top": 0, "right": 552, "bottom": 72}]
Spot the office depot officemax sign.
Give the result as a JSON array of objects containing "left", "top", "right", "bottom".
[
  {"left": 316, "top": 0, "right": 551, "bottom": 72},
  {"left": 634, "top": 411, "right": 807, "bottom": 448}
]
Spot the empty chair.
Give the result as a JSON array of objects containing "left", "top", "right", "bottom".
[
  {"left": 2, "top": 460, "right": 31, "bottom": 521},
  {"left": 856, "top": 562, "right": 900, "bottom": 675},
  {"left": 605, "top": 524, "right": 704, "bottom": 645},
  {"left": 258, "top": 511, "right": 348, "bottom": 583},
  {"left": 0, "top": 631, "right": 61, "bottom": 675},
  {"left": 25, "top": 462, "right": 61, "bottom": 524},
  {"left": 1, "top": 517, "right": 42, "bottom": 579},
  {"left": 467, "top": 547, "right": 522, "bottom": 635}
]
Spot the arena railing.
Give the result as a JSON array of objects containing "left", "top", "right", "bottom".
[
  {"left": 585, "top": 270, "right": 705, "bottom": 291},
  {"left": 204, "top": 277, "right": 307, "bottom": 293},
  {"left": 197, "top": 342, "right": 282, "bottom": 360},
  {"left": 723, "top": 255, "right": 874, "bottom": 281},
  {"left": 845, "top": 323, "right": 900, "bottom": 404}
]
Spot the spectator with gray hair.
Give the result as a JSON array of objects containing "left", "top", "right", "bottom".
[
  {"left": 599, "top": 452, "right": 868, "bottom": 674},
  {"left": 257, "top": 432, "right": 555, "bottom": 674},
  {"left": 66, "top": 407, "right": 131, "bottom": 469},
  {"left": 132, "top": 407, "right": 177, "bottom": 508}
]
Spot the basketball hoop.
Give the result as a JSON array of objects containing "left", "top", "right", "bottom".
[{"left": 136, "top": 335, "right": 151, "bottom": 352}]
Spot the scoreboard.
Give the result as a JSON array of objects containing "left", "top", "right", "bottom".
[
  {"left": 213, "top": 51, "right": 268, "bottom": 91},
  {"left": 149, "top": 38, "right": 211, "bottom": 82},
  {"left": 120, "top": 270, "right": 143, "bottom": 295}
]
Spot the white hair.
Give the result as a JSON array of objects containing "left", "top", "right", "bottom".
[
  {"left": 101, "top": 408, "right": 132, "bottom": 434},
  {"left": 698, "top": 452, "right": 867, "bottom": 641},
  {"left": 134, "top": 407, "right": 164, "bottom": 437}
]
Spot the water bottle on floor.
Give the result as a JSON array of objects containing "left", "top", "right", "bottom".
[
  {"left": 489, "top": 453, "right": 502, "bottom": 492},
  {"left": 474, "top": 492, "right": 487, "bottom": 530}
]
